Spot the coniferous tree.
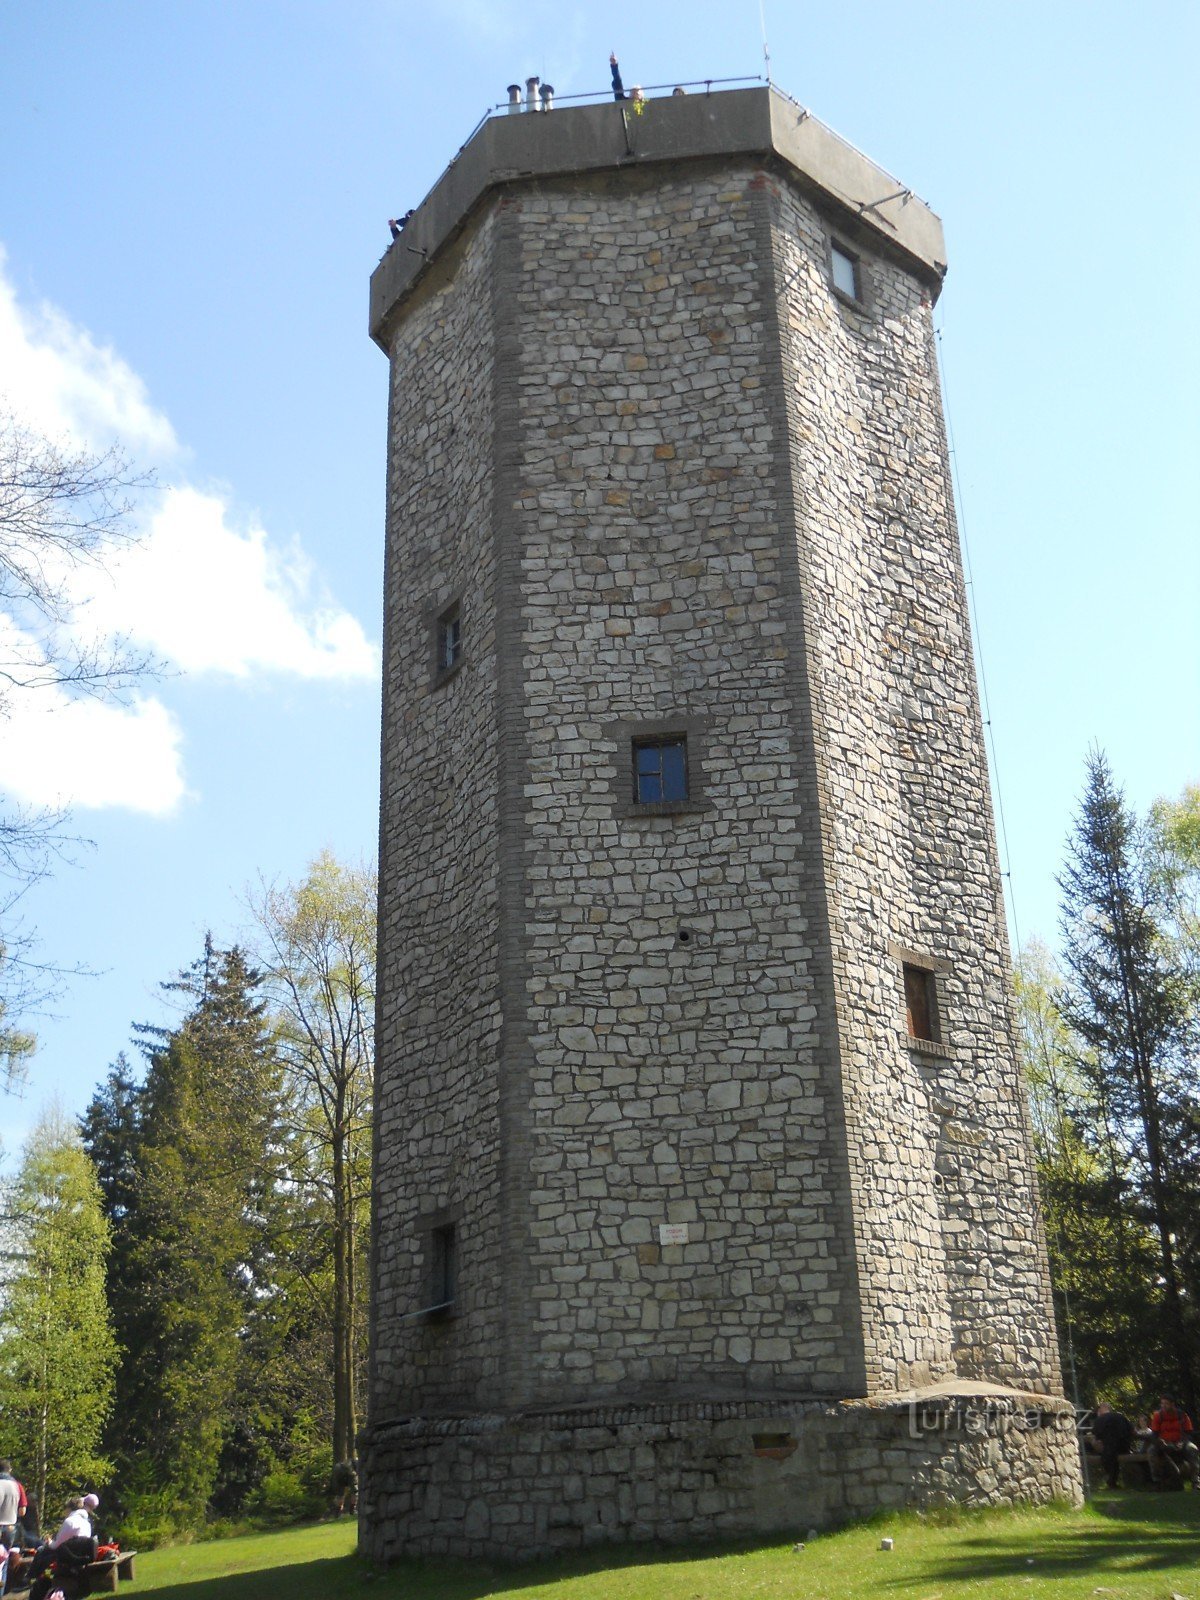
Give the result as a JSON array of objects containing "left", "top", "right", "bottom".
[
  {"left": 1056, "top": 751, "right": 1200, "bottom": 1404},
  {"left": 1017, "top": 941, "right": 1159, "bottom": 1400},
  {"left": 89, "top": 938, "right": 288, "bottom": 1532},
  {"left": 81, "top": 1054, "right": 144, "bottom": 1222},
  {"left": 81, "top": 1053, "right": 145, "bottom": 1343},
  {"left": 81, "top": 1056, "right": 148, "bottom": 1524}
]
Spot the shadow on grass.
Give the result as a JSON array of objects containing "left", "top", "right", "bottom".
[
  {"left": 881, "top": 1492, "right": 1200, "bottom": 1590},
  {"left": 140, "top": 1498, "right": 1200, "bottom": 1600},
  {"left": 139, "top": 1534, "right": 783, "bottom": 1600}
]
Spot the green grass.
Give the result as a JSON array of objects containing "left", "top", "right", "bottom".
[{"left": 130, "top": 1491, "right": 1200, "bottom": 1600}]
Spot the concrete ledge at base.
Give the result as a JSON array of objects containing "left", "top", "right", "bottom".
[
  {"left": 853, "top": 1379, "right": 1078, "bottom": 1425},
  {"left": 360, "top": 1391, "right": 1083, "bottom": 1562},
  {"left": 369, "top": 86, "right": 946, "bottom": 349}
]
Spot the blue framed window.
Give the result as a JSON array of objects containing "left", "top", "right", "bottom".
[{"left": 634, "top": 738, "right": 688, "bottom": 804}]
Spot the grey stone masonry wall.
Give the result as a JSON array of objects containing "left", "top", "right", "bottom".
[
  {"left": 366, "top": 89, "right": 1073, "bottom": 1560},
  {"left": 361, "top": 1388, "right": 1081, "bottom": 1561},
  {"left": 372, "top": 206, "right": 505, "bottom": 1419},
  {"left": 499, "top": 162, "right": 867, "bottom": 1406},
  {"left": 763, "top": 174, "right": 1062, "bottom": 1392}
]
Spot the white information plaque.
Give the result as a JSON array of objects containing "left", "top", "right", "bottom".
[{"left": 658, "top": 1223, "right": 689, "bottom": 1246}]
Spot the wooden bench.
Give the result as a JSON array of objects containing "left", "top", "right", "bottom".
[
  {"left": 1117, "top": 1452, "right": 1155, "bottom": 1489},
  {"left": 81, "top": 1552, "right": 137, "bottom": 1595},
  {"left": 3, "top": 1549, "right": 136, "bottom": 1597},
  {"left": 4, "top": 1550, "right": 34, "bottom": 1593}
]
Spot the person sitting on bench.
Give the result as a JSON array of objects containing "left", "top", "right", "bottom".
[
  {"left": 27, "top": 1495, "right": 99, "bottom": 1589},
  {"left": 1149, "top": 1395, "right": 1200, "bottom": 1489},
  {"left": 1087, "top": 1402, "right": 1134, "bottom": 1489}
]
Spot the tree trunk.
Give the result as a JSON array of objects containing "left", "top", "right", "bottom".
[
  {"left": 347, "top": 1189, "right": 358, "bottom": 1451},
  {"left": 37, "top": 1398, "right": 49, "bottom": 1521},
  {"left": 38, "top": 1264, "right": 51, "bottom": 1514},
  {"left": 1109, "top": 880, "right": 1195, "bottom": 1407},
  {"left": 331, "top": 1086, "right": 354, "bottom": 1467}
]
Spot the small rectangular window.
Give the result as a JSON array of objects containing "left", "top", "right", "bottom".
[
  {"left": 831, "top": 241, "right": 860, "bottom": 302},
  {"left": 430, "top": 1223, "right": 456, "bottom": 1310},
  {"left": 633, "top": 737, "right": 687, "bottom": 804},
  {"left": 903, "top": 963, "right": 937, "bottom": 1043},
  {"left": 607, "top": 717, "right": 708, "bottom": 817},
  {"left": 437, "top": 603, "right": 463, "bottom": 673}
]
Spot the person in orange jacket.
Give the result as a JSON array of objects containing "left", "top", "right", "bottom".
[{"left": 1149, "top": 1394, "right": 1200, "bottom": 1488}]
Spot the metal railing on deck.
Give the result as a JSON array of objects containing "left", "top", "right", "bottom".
[
  {"left": 443, "top": 75, "right": 766, "bottom": 185},
  {"left": 386, "top": 74, "right": 930, "bottom": 249}
]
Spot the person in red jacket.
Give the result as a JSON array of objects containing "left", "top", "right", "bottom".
[{"left": 1149, "top": 1394, "right": 1200, "bottom": 1488}]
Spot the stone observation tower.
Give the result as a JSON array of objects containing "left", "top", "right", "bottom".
[{"left": 363, "top": 84, "right": 1082, "bottom": 1559}]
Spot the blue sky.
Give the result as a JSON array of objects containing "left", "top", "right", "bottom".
[{"left": 0, "top": 0, "right": 1196, "bottom": 1154}]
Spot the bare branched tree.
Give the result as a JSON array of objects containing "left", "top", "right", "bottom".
[
  {"left": 0, "top": 410, "right": 157, "bottom": 701},
  {"left": 0, "top": 408, "right": 160, "bottom": 1083}
]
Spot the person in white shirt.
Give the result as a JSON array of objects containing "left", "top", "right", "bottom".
[
  {"left": 0, "top": 1463, "right": 21, "bottom": 1546},
  {"left": 26, "top": 1493, "right": 99, "bottom": 1596},
  {"left": 51, "top": 1494, "right": 98, "bottom": 1549}
]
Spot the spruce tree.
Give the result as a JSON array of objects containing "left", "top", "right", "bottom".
[
  {"left": 1056, "top": 751, "right": 1200, "bottom": 1403},
  {"left": 93, "top": 938, "right": 288, "bottom": 1532},
  {"left": 1017, "top": 942, "right": 1159, "bottom": 1399}
]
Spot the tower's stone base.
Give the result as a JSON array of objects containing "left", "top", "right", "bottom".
[{"left": 360, "top": 1385, "right": 1084, "bottom": 1561}]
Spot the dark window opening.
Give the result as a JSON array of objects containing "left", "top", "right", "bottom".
[
  {"left": 437, "top": 603, "right": 463, "bottom": 673},
  {"left": 831, "top": 241, "right": 861, "bottom": 302},
  {"left": 752, "top": 1431, "right": 798, "bottom": 1459},
  {"left": 430, "top": 1223, "right": 457, "bottom": 1311},
  {"left": 903, "top": 962, "right": 938, "bottom": 1043},
  {"left": 633, "top": 737, "right": 687, "bottom": 804}
]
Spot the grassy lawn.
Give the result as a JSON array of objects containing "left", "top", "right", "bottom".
[{"left": 132, "top": 1491, "right": 1200, "bottom": 1600}]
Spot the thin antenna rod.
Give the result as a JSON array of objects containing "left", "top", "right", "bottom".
[{"left": 759, "top": 0, "right": 772, "bottom": 83}]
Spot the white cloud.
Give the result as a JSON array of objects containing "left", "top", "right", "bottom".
[
  {"left": 79, "top": 486, "right": 378, "bottom": 681},
  {"left": 0, "top": 248, "right": 178, "bottom": 459},
  {"left": 0, "top": 249, "right": 378, "bottom": 813},
  {"left": 0, "top": 692, "right": 186, "bottom": 815},
  {"left": 0, "top": 620, "right": 185, "bottom": 814}
]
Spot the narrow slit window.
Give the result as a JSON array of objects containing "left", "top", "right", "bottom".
[
  {"left": 430, "top": 1223, "right": 457, "bottom": 1310},
  {"left": 903, "top": 963, "right": 937, "bottom": 1043},
  {"left": 634, "top": 737, "right": 687, "bottom": 804},
  {"left": 831, "top": 241, "right": 861, "bottom": 301},
  {"left": 437, "top": 603, "right": 463, "bottom": 673}
]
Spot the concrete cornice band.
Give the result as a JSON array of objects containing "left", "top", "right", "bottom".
[{"left": 370, "top": 85, "right": 947, "bottom": 351}]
